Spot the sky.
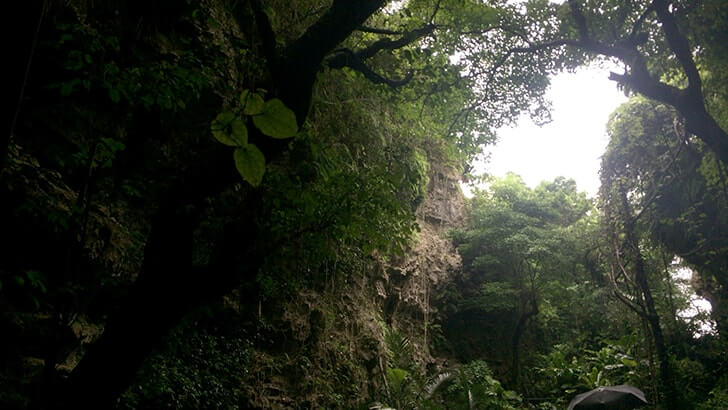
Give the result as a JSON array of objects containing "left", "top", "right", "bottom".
[{"left": 467, "top": 66, "right": 628, "bottom": 198}]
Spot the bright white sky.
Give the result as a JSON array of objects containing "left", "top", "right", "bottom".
[{"left": 468, "top": 66, "right": 628, "bottom": 197}]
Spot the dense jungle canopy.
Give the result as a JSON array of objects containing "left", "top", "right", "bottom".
[{"left": 2, "top": 0, "right": 727, "bottom": 409}]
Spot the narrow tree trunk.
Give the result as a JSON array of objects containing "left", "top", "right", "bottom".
[
  {"left": 510, "top": 297, "right": 537, "bottom": 388},
  {"left": 619, "top": 189, "right": 679, "bottom": 410},
  {"left": 3, "top": 1, "right": 47, "bottom": 171}
]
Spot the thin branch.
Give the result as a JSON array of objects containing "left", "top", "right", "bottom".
[
  {"left": 446, "top": 50, "right": 512, "bottom": 137},
  {"left": 510, "top": 39, "right": 574, "bottom": 53},
  {"left": 356, "top": 23, "right": 436, "bottom": 60},
  {"left": 628, "top": 2, "right": 655, "bottom": 41},
  {"left": 429, "top": 0, "right": 442, "bottom": 23},
  {"left": 356, "top": 25, "right": 402, "bottom": 35},
  {"left": 608, "top": 264, "right": 647, "bottom": 318}
]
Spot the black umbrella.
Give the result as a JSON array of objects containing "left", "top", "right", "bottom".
[{"left": 567, "top": 385, "right": 648, "bottom": 409}]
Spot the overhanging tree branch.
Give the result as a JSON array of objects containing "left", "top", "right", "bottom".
[
  {"left": 278, "top": 0, "right": 388, "bottom": 121},
  {"left": 326, "top": 23, "right": 435, "bottom": 88},
  {"left": 356, "top": 23, "right": 436, "bottom": 60},
  {"left": 518, "top": 0, "right": 728, "bottom": 164},
  {"left": 652, "top": 0, "right": 702, "bottom": 94},
  {"left": 357, "top": 25, "right": 402, "bottom": 35},
  {"left": 328, "top": 49, "right": 414, "bottom": 87},
  {"left": 628, "top": 2, "right": 655, "bottom": 42}
]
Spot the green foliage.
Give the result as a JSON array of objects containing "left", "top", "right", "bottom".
[
  {"left": 52, "top": 20, "right": 209, "bottom": 111},
  {"left": 234, "top": 145, "right": 265, "bottom": 187},
  {"left": 375, "top": 328, "right": 420, "bottom": 410},
  {"left": 210, "top": 91, "right": 299, "bottom": 185},
  {"left": 449, "top": 174, "right": 594, "bottom": 365},
  {"left": 427, "top": 361, "right": 521, "bottom": 410},
  {"left": 6, "top": 1, "right": 728, "bottom": 409},
  {"left": 385, "top": 329, "right": 415, "bottom": 372},
  {"left": 210, "top": 90, "right": 298, "bottom": 187},
  {"left": 211, "top": 112, "right": 248, "bottom": 146},
  {"left": 246, "top": 69, "right": 433, "bottom": 299},
  {"left": 121, "top": 319, "right": 253, "bottom": 409},
  {"left": 240, "top": 90, "right": 265, "bottom": 115},
  {"left": 601, "top": 95, "right": 728, "bottom": 334},
  {"left": 697, "top": 375, "right": 728, "bottom": 410},
  {"left": 251, "top": 99, "right": 298, "bottom": 139},
  {"left": 534, "top": 339, "right": 644, "bottom": 402}
]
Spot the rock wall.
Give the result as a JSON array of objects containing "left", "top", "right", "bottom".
[
  {"left": 379, "top": 163, "right": 466, "bottom": 365},
  {"left": 239, "top": 162, "right": 467, "bottom": 408}
]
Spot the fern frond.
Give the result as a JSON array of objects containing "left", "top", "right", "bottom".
[{"left": 424, "top": 371, "right": 454, "bottom": 398}]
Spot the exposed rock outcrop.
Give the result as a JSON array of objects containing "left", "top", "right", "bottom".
[
  {"left": 380, "top": 163, "right": 466, "bottom": 366},
  {"left": 240, "top": 161, "right": 467, "bottom": 407}
]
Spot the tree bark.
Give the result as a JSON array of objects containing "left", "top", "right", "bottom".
[
  {"left": 619, "top": 188, "right": 679, "bottom": 410},
  {"left": 565, "top": 0, "right": 728, "bottom": 165},
  {"left": 41, "top": 1, "right": 389, "bottom": 407},
  {"left": 510, "top": 296, "right": 538, "bottom": 389}
]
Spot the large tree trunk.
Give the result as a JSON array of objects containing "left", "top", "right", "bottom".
[{"left": 39, "top": 1, "right": 388, "bottom": 407}]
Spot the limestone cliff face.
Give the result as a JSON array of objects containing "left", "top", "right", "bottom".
[
  {"left": 418, "top": 164, "right": 467, "bottom": 228},
  {"left": 378, "top": 163, "right": 466, "bottom": 365},
  {"left": 241, "top": 162, "right": 467, "bottom": 408}
]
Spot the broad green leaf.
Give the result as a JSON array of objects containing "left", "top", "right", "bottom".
[
  {"left": 386, "top": 368, "right": 408, "bottom": 390},
  {"left": 252, "top": 99, "right": 298, "bottom": 138},
  {"left": 230, "top": 118, "right": 248, "bottom": 144},
  {"left": 234, "top": 144, "right": 265, "bottom": 186},
  {"left": 621, "top": 358, "right": 638, "bottom": 367},
  {"left": 240, "top": 90, "right": 265, "bottom": 115},
  {"left": 211, "top": 112, "right": 248, "bottom": 146}
]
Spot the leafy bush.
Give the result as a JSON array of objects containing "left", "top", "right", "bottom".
[
  {"left": 120, "top": 319, "right": 253, "bottom": 409},
  {"left": 533, "top": 340, "right": 644, "bottom": 406},
  {"left": 421, "top": 361, "right": 520, "bottom": 409}
]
